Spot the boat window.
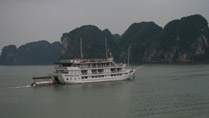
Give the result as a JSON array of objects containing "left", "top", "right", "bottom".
[
  {"left": 110, "top": 63, "right": 112, "bottom": 66},
  {"left": 92, "top": 69, "right": 97, "bottom": 74},
  {"left": 62, "top": 63, "right": 72, "bottom": 67},
  {"left": 92, "top": 64, "right": 96, "bottom": 67},
  {"left": 81, "top": 70, "right": 87, "bottom": 74},
  {"left": 66, "top": 78, "right": 68, "bottom": 80},
  {"left": 98, "top": 69, "right": 104, "bottom": 73},
  {"left": 117, "top": 68, "right": 122, "bottom": 72},
  {"left": 111, "top": 68, "right": 116, "bottom": 73},
  {"left": 88, "top": 64, "right": 91, "bottom": 68},
  {"left": 106, "top": 63, "right": 109, "bottom": 66}
]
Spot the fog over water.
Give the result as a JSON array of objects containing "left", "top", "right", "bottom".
[{"left": 0, "top": 0, "right": 209, "bottom": 53}]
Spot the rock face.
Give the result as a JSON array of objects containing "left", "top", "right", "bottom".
[
  {"left": 114, "top": 22, "right": 163, "bottom": 63},
  {"left": 0, "top": 45, "right": 18, "bottom": 65},
  {"left": 60, "top": 14, "right": 209, "bottom": 63},
  {"left": 116, "top": 14, "right": 209, "bottom": 63},
  {"left": 145, "top": 14, "right": 209, "bottom": 63},
  {"left": 60, "top": 25, "right": 116, "bottom": 59},
  {"left": 1, "top": 14, "right": 209, "bottom": 65},
  {"left": 0, "top": 41, "right": 62, "bottom": 65}
]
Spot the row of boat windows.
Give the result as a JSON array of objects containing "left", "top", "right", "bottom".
[
  {"left": 66, "top": 73, "right": 128, "bottom": 81},
  {"left": 81, "top": 68, "right": 122, "bottom": 73},
  {"left": 73, "top": 62, "right": 115, "bottom": 68},
  {"left": 60, "top": 62, "right": 115, "bottom": 67},
  {"left": 56, "top": 68, "right": 123, "bottom": 74}
]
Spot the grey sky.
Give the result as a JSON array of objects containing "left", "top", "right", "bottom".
[{"left": 0, "top": 0, "right": 209, "bottom": 53}]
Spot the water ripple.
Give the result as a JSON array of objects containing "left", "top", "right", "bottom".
[{"left": 0, "top": 85, "right": 31, "bottom": 90}]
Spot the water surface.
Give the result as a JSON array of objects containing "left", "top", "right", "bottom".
[{"left": 0, "top": 64, "right": 209, "bottom": 118}]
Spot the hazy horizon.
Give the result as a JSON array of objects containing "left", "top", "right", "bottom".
[{"left": 1, "top": 0, "right": 209, "bottom": 53}]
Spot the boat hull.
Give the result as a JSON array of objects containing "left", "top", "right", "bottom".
[{"left": 50, "top": 72, "right": 135, "bottom": 84}]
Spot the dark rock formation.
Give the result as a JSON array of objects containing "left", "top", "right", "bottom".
[
  {"left": 0, "top": 40, "right": 62, "bottom": 65},
  {"left": 60, "top": 14, "right": 209, "bottom": 63},
  {"left": 1, "top": 14, "right": 209, "bottom": 65},
  {"left": 114, "top": 22, "right": 163, "bottom": 63},
  {"left": 60, "top": 25, "right": 116, "bottom": 59},
  {"left": 145, "top": 14, "right": 209, "bottom": 63},
  {"left": 0, "top": 45, "right": 18, "bottom": 65},
  {"left": 115, "top": 14, "right": 209, "bottom": 63}
]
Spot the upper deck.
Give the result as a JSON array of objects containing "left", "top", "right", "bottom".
[
  {"left": 56, "top": 57, "right": 126, "bottom": 70},
  {"left": 60, "top": 57, "right": 114, "bottom": 64}
]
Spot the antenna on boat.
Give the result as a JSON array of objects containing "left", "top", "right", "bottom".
[
  {"left": 80, "top": 38, "right": 83, "bottom": 58},
  {"left": 128, "top": 45, "right": 130, "bottom": 67},
  {"left": 105, "top": 37, "right": 108, "bottom": 58}
]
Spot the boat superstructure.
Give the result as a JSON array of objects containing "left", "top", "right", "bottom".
[{"left": 49, "top": 57, "right": 135, "bottom": 84}]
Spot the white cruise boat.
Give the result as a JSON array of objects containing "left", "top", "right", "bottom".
[
  {"left": 49, "top": 57, "right": 135, "bottom": 84},
  {"left": 31, "top": 38, "right": 136, "bottom": 86}
]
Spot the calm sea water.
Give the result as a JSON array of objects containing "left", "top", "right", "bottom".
[{"left": 0, "top": 64, "right": 209, "bottom": 118}]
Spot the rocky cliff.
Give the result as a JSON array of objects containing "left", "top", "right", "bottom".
[
  {"left": 60, "top": 25, "right": 116, "bottom": 59},
  {"left": 0, "top": 40, "right": 62, "bottom": 65},
  {"left": 60, "top": 14, "right": 209, "bottom": 63},
  {"left": 115, "top": 14, "right": 209, "bottom": 63},
  {"left": 145, "top": 14, "right": 209, "bottom": 63},
  {"left": 1, "top": 14, "right": 209, "bottom": 65},
  {"left": 114, "top": 22, "right": 163, "bottom": 63}
]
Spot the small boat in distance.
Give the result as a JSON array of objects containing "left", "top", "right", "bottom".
[
  {"left": 31, "top": 38, "right": 136, "bottom": 86},
  {"left": 31, "top": 78, "right": 53, "bottom": 87}
]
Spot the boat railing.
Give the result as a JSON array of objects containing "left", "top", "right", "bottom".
[
  {"left": 80, "top": 71, "right": 125, "bottom": 76},
  {"left": 55, "top": 67, "right": 68, "bottom": 70},
  {"left": 54, "top": 70, "right": 68, "bottom": 74},
  {"left": 79, "top": 65, "right": 123, "bottom": 69},
  {"left": 81, "top": 70, "right": 123, "bottom": 75}
]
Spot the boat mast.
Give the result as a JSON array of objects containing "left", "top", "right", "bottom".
[
  {"left": 128, "top": 45, "right": 130, "bottom": 67},
  {"left": 105, "top": 37, "right": 108, "bottom": 58},
  {"left": 80, "top": 38, "right": 83, "bottom": 58}
]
